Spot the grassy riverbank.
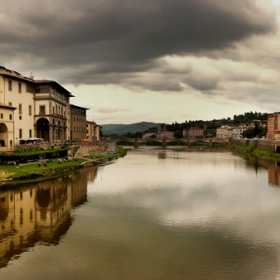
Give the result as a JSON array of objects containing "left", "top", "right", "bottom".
[
  {"left": 232, "top": 144, "right": 280, "bottom": 162},
  {"left": 0, "top": 146, "right": 127, "bottom": 187}
]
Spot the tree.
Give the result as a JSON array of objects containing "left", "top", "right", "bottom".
[{"left": 174, "top": 131, "right": 183, "bottom": 139}]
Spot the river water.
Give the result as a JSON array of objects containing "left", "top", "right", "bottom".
[{"left": 1, "top": 147, "right": 280, "bottom": 280}]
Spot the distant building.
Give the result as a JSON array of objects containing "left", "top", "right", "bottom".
[
  {"left": 216, "top": 125, "right": 247, "bottom": 139},
  {"left": 142, "top": 132, "right": 157, "bottom": 139},
  {"left": 216, "top": 125, "right": 231, "bottom": 138},
  {"left": 267, "top": 114, "right": 277, "bottom": 140},
  {"left": 158, "top": 131, "right": 174, "bottom": 139},
  {"left": 158, "top": 123, "right": 166, "bottom": 134},
  {"left": 86, "top": 121, "right": 102, "bottom": 141},
  {"left": 183, "top": 127, "right": 204, "bottom": 138},
  {"left": 249, "top": 119, "right": 267, "bottom": 128},
  {"left": 231, "top": 125, "right": 248, "bottom": 138}
]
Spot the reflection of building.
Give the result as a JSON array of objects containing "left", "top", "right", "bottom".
[
  {"left": 0, "top": 167, "right": 96, "bottom": 268},
  {"left": 268, "top": 162, "right": 280, "bottom": 187}
]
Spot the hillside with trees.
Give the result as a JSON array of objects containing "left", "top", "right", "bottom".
[{"left": 102, "top": 111, "right": 270, "bottom": 138}]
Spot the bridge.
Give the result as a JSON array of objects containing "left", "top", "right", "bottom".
[{"left": 114, "top": 137, "right": 231, "bottom": 148}]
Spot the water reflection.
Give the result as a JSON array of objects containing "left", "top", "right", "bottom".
[
  {"left": 3, "top": 149, "right": 280, "bottom": 279},
  {"left": 232, "top": 150, "right": 280, "bottom": 188},
  {"left": 0, "top": 167, "right": 97, "bottom": 268}
]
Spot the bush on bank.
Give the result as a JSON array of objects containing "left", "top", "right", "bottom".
[{"left": 0, "top": 147, "right": 69, "bottom": 165}]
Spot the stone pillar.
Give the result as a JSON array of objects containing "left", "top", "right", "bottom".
[
  {"left": 208, "top": 139, "right": 213, "bottom": 149},
  {"left": 134, "top": 138, "right": 138, "bottom": 148}
]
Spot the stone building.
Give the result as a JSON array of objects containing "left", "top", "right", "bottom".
[
  {"left": 35, "top": 80, "right": 74, "bottom": 142},
  {"left": 183, "top": 127, "right": 204, "bottom": 138},
  {"left": 70, "top": 104, "right": 88, "bottom": 140},
  {"left": 86, "top": 121, "right": 102, "bottom": 141}
]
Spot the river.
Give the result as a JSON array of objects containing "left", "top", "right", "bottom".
[{"left": 1, "top": 147, "right": 280, "bottom": 280}]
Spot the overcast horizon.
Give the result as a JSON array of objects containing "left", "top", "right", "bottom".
[{"left": 1, "top": 0, "right": 280, "bottom": 124}]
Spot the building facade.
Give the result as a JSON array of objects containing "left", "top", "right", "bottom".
[
  {"left": 183, "top": 127, "right": 204, "bottom": 138},
  {"left": 0, "top": 104, "right": 16, "bottom": 151},
  {"left": 267, "top": 114, "right": 277, "bottom": 140},
  {"left": 0, "top": 67, "right": 36, "bottom": 145},
  {"left": 70, "top": 104, "right": 88, "bottom": 140},
  {"left": 86, "top": 121, "right": 102, "bottom": 141},
  {"left": 0, "top": 66, "right": 102, "bottom": 151},
  {"left": 217, "top": 125, "right": 247, "bottom": 139},
  {"left": 35, "top": 80, "right": 74, "bottom": 142}
]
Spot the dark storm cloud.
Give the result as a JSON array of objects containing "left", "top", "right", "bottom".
[{"left": 0, "top": 0, "right": 277, "bottom": 88}]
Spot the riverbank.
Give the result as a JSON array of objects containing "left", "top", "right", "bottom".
[
  {"left": 232, "top": 143, "right": 280, "bottom": 162},
  {"left": 0, "top": 146, "right": 127, "bottom": 188}
]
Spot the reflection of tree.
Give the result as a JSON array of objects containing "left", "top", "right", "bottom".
[
  {"left": 0, "top": 167, "right": 97, "bottom": 268},
  {"left": 232, "top": 150, "right": 280, "bottom": 188},
  {"left": 158, "top": 152, "right": 166, "bottom": 159}
]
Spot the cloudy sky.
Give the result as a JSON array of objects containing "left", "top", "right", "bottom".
[{"left": 1, "top": 0, "right": 280, "bottom": 124}]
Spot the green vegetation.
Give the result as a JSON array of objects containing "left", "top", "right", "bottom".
[
  {"left": 0, "top": 147, "right": 69, "bottom": 165},
  {"left": 0, "top": 159, "right": 85, "bottom": 181},
  {"left": 116, "top": 146, "right": 127, "bottom": 157},
  {"left": 242, "top": 123, "right": 267, "bottom": 139},
  {"left": 102, "top": 122, "right": 157, "bottom": 135},
  {"left": 232, "top": 143, "right": 280, "bottom": 162},
  {"left": 0, "top": 146, "right": 127, "bottom": 186},
  {"left": 116, "top": 140, "right": 134, "bottom": 146}
]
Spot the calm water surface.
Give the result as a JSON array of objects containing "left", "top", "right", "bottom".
[{"left": 1, "top": 147, "right": 280, "bottom": 279}]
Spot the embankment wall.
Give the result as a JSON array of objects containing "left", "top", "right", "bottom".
[{"left": 231, "top": 139, "right": 279, "bottom": 153}]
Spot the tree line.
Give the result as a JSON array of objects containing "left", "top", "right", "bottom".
[{"left": 104, "top": 111, "right": 269, "bottom": 139}]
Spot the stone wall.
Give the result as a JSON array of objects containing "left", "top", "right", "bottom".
[
  {"left": 231, "top": 139, "right": 276, "bottom": 152},
  {"left": 75, "top": 142, "right": 108, "bottom": 155}
]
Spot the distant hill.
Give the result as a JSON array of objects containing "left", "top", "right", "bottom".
[{"left": 101, "top": 122, "right": 157, "bottom": 135}]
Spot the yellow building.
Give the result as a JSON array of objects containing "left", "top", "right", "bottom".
[{"left": 0, "top": 104, "right": 16, "bottom": 151}]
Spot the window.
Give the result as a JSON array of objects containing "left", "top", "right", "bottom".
[
  {"left": 40, "top": 105, "right": 45, "bottom": 114},
  {"left": 19, "top": 104, "right": 22, "bottom": 114},
  {"left": 29, "top": 129, "right": 32, "bottom": 138},
  {"left": 19, "top": 82, "right": 22, "bottom": 93},
  {"left": 8, "top": 102, "right": 12, "bottom": 106},
  {"left": 9, "top": 114, "right": 12, "bottom": 120},
  {"left": 0, "top": 113, "right": 3, "bottom": 119},
  {"left": 29, "top": 105, "right": 32, "bottom": 116},
  {"left": 19, "top": 116, "right": 22, "bottom": 120},
  {"left": 19, "top": 129, "right": 22, "bottom": 138},
  {"left": 8, "top": 80, "right": 12, "bottom": 91}
]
